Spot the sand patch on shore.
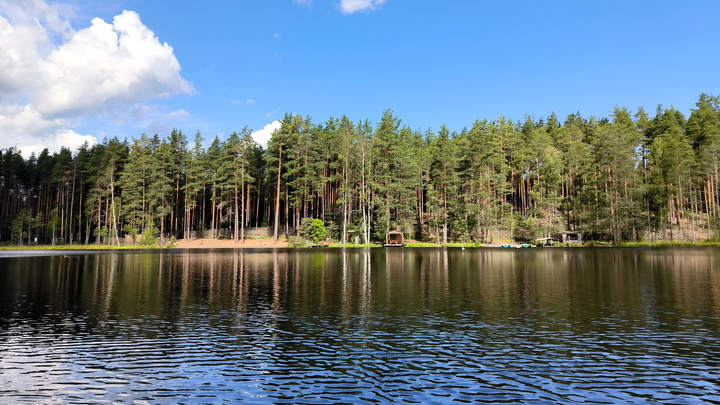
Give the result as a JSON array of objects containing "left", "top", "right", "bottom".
[{"left": 174, "top": 238, "right": 289, "bottom": 248}]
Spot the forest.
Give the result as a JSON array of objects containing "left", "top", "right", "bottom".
[{"left": 1, "top": 93, "right": 719, "bottom": 246}]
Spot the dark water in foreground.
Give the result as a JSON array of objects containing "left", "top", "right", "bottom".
[{"left": 0, "top": 247, "right": 719, "bottom": 404}]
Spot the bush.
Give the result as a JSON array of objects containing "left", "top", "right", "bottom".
[
  {"left": 140, "top": 225, "right": 159, "bottom": 246},
  {"left": 512, "top": 215, "right": 539, "bottom": 242},
  {"left": 288, "top": 235, "right": 310, "bottom": 248},
  {"left": 298, "top": 218, "right": 327, "bottom": 243}
]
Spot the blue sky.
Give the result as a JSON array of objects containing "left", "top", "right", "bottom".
[{"left": 1, "top": 0, "right": 718, "bottom": 155}]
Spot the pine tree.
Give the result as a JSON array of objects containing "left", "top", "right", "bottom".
[
  {"left": 686, "top": 94, "right": 720, "bottom": 236},
  {"left": 182, "top": 131, "right": 207, "bottom": 240},
  {"left": 217, "top": 128, "right": 257, "bottom": 243},
  {"left": 427, "top": 125, "right": 459, "bottom": 244},
  {"left": 266, "top": 114, "right": 302, "bottom": 243},
  {"left": 148, "top": 136, "right": 175, "bottom": 242},
  {"left": 119, "top": 133, "right": 153, "bottom": 240},
  {"left": 458, "top": 119, "right": 509, "bottom": 242},
  {"left": 648, "top": 118, "right": 694, "bottom": 238}
]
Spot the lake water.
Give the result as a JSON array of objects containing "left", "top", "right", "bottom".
[{"left": 0, "top": 247, "right": 719, "bottom": 404}]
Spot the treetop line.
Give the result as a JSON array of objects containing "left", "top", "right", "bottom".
[{"left": 2, "top": 93, "right": 719, "bottom": 246}]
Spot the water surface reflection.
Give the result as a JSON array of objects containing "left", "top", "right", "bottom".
[{"left": 1, "top": 248, "right": 719, "bottom": 403}]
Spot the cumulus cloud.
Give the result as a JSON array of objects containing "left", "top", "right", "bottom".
[
  {"left": 37, "top": 10, "right": 193, "bottom": 116},
  {"left": 339, "top": 0, "right": 387, "bottom": 14},
  {"left": 251, "top": 120, "right": 281, "bottom": 148},
  {"left": 0, "top": 1, "right": 193, "bottom": 156},
  {"left": 19, "top": 129, "right": 97, "bottom": 158}
]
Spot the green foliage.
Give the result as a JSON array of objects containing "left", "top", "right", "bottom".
[
  {"left": 288, "top": 235, "right": 311, "bottom": 248},
  {"left": 1, "top": 93, "right": 720, "bottom": 246},
  {"left": 325, "top": 221, "right": 340, "bottom": 241},
  {"left": 512, "top": 215, "right": 539, "bottom": 242},
  {"left": 122, "top": 224, "right": 139, "bottom": 244},
  {"left": 140, "top": 225, "right": 159, "bottom": 246},
  {"left": 298, "top": 218, "right": 327, "bottom": 243},
  {"left": 10, "top": 210, "right": 29, "bottom": 245},
  {"left": 94, "top": 226, "right": 110, "bottom": 244}
]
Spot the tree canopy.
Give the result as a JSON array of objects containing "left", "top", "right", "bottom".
[{"left": 1, "top": 94, "right": 719, "bottom": 245}]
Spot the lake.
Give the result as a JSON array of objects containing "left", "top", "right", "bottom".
[{"left": 1, "top": 247, "right": 719, "bottom": 404}]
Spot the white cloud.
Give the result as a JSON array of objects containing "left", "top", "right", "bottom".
[
  {"left": 0, "top": 103, "right": 95, "bottom": 157},
  {"left": 0, "top": 1, "right": 192, "bottom": 155},
  {"left": 19, "top": 129, "right": 97, "bottom": 158},
  {"left": 168, "top": 109, "right": 189, "bottom": 118},
  {"left": 0, "top": 9, "right": 47, "bottom": 96},
  {"left": 0, "top": 0, "right": 73, "bottom": 37},
  {"left": 53, "top": 129, "right": 97, "bottom": 153},
  {"left": 37, "top": 10, "right": 193, "bottom": 116},
  {"left": 251, "top": 120, "right": 281, "bottom": 148},
  {"left": 0, "top": 104, "right": 67, "bottom": 137},
  {"left": 339, "top": 0, "right": 387, "bottom": 14},
  {"left": 246, "top": 99, "right": 255, "bottom": 105}
]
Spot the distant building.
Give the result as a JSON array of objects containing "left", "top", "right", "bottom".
[{"left": 561, "top": 231, "right": 583, "bottom": 244}]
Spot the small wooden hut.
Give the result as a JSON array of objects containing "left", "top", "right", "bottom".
[
  {"left": 561, "top": 231, "right": 583, "bottom": 244},
  {"left": 384, "top": 231, "right": 405, "bottom": 247}
]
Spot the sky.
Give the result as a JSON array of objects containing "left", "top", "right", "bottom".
[{"left": 1, "top": 0, "right": 719, "bottom": 156}]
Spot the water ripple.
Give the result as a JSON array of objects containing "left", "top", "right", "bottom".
[{"left": 2, "top": 249, "right": 720, "bottom": 403}]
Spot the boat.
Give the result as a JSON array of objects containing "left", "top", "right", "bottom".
[{"left": 502, "top": 243, "right": 533, "bottom": 248}]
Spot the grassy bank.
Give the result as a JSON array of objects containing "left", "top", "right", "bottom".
[
  {"left": 0, "top": 244, "right": 172, "bottom": 250},
  {"left": 617, "top": 241, "right": 720, "bottom": 247},
  {"left": 4, "top": 240, "right": 720, "bottom": 251}
]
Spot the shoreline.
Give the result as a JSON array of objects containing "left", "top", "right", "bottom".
[
  {"left": 2, "top": 239, "right": 719, "bottom": 251},
  {"left": 175, "top": 238, "right": 290, "bottom": 249}
]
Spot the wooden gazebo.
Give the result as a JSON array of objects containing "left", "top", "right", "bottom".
[{"left": 384, "top": 231, "right": 405, "bottom": 247}]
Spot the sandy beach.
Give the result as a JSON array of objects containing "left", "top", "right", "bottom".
[{"left": 174, "top": 238, "right": 290, "bottom": 248}]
